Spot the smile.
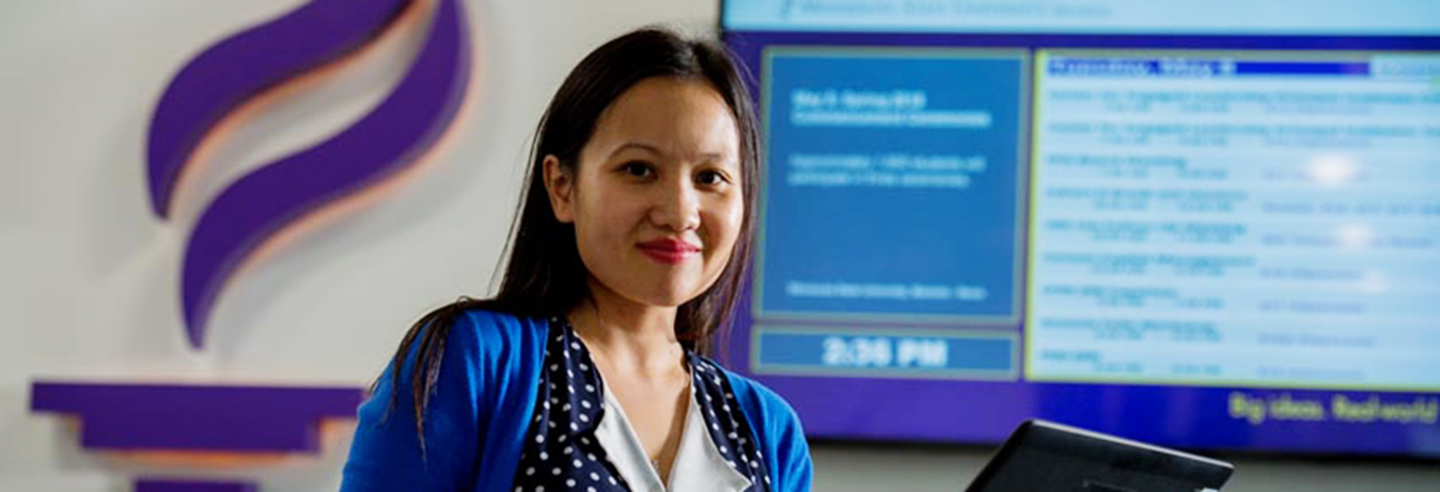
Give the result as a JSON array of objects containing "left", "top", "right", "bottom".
[{"left": 636, "top": 238, "right": 702, "bottom": 265}]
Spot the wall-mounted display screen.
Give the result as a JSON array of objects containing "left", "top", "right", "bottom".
[{"left": 721, "top": 0, "right": 1440, "bottom": 458}]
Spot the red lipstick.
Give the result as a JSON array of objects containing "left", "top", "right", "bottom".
[{"left": 637, "top": 238, "right": 701, "bottom": 265}]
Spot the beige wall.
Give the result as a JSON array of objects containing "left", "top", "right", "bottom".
[{"left": 0, "top": 1, "right": 1435, "bottom": 490}]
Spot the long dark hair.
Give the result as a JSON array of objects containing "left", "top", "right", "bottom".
[{"left": 379, "top": 26, "right": 761, "bottom": 447}]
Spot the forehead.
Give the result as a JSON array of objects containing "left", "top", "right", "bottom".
[{"left": 583, "top": 77, "right": 740, "bottom": 163}]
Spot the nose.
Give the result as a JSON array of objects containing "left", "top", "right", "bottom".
[{"left": 650, "top": 175, "right": 701, "bottom": 232}]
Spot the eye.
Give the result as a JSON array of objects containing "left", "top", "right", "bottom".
[
  {"left": 696, "top": 170, "right": 730, "bottom": 186},
  {"left": 620, "top": 161, "right": 654, "bottom": 178}
]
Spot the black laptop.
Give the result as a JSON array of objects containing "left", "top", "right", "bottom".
[{"left": 966, "top": 420, "right": 1234, "bottom": 492}]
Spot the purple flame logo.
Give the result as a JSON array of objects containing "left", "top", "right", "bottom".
[{"left": 146, "top": 0, "right": 472, "bottom": 349}]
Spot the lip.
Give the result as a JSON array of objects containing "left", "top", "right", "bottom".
[{"left": 636, "top": 238, "right": 702, "bottom": 265}]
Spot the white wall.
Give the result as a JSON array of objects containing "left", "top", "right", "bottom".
[{"left": 0, "top": 1, "right": 1435, "bottom": 490}]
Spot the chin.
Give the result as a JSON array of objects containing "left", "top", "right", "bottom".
[{"left": 621, "top": 277, "right": 710, "bottom": 307}]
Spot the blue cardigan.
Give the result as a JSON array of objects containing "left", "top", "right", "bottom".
[{"left": 341, "top": 309, "right": 813, "bottom": 491}]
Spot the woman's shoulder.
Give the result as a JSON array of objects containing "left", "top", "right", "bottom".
[
  {"left": 727, "top": 370, "right": 800, "bottom": 423},
  {"left": 433, "top": 302, "right": 551, "bottom": 349}
]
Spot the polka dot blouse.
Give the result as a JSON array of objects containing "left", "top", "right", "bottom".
[{"left": 510, "top": 318, "right": 770, "bottom": 491}]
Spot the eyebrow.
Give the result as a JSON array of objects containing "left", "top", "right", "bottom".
[{"left": 611, "top": 142, "right": 730, "bottom": 162}]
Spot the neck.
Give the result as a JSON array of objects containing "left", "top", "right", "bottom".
[{"left": 568, "top": 277, "right": 685, "bottom": 379}]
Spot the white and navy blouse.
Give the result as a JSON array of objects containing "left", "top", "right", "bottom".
[{"left": 509, "top": 319, "right": 771, "bottom": 492}]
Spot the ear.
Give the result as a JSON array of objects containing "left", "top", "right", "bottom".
[{"left": 542, "top": 155, "right": 576, "bottom": 223}]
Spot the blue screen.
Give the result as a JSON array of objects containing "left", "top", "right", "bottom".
[{"left": 722, "top": 0, "right": 1440, "bottom": 458}]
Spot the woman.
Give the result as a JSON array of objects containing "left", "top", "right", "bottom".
[{"left": 341, "top": 27, "right": 813, "bottom": 492}]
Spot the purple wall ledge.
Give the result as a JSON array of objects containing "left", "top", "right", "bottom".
[
  {"left": 136, "top": 478, "right": 258, "bottom": 492},
  {"left": 30, "top": 381, "right": 366, "bottom": 453}
]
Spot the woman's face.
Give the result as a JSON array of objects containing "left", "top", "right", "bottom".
[{"left": 544, "top": 77, "right": 743, "bottom": 308}]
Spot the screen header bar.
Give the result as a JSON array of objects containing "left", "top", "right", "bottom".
[{"left": 723, "top": 0, "right": 1440, "bottom": 35}]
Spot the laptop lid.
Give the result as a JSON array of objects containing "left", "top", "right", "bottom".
[{"left": 966, "top": 420, "right": 1234, "bottom": 492}]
